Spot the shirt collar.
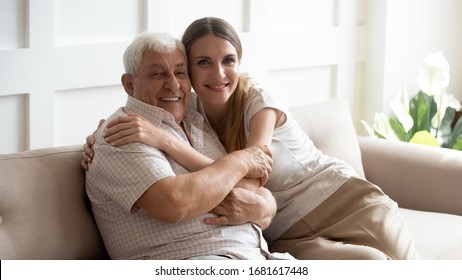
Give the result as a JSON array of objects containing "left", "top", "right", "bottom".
[{"left": 123, "top": 95, "right": 174, "bottom": 127}]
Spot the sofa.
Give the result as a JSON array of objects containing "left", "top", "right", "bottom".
[{"left": 1, "top": 99, "right": 461, "bottom": 260}]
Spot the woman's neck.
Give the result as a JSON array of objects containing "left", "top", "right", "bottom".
[{"left": 203, "top": 102, "right": 229, "bottom": 137}]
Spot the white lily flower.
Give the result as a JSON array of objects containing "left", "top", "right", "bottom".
[
  {"left": 416, "top": 51, "right": 450, "bottom": 96},
  {"left": 446, "top": 93, "right": 462, "bottom": 111},
  {"left": 390, "top": 84, "right": 414, "bottom": 132},
  {"left": 372, "top": 112, "right": 399, "bottom": 141},
  {"left": 360, "top": 120, "right": 374, "bottom": 136}
]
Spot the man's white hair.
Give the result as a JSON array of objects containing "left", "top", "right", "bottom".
[{"left": 123, "top": 32, "right": 187, "bottom": 76}]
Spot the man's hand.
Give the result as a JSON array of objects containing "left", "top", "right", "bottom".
[
  {"left": 205, "top": 186, "right": 276, "bottom": 229},
  {"left": 235, "top": 177, "right": 261, "bottom": 192},
  {"left": 236, "top": 145, "right": 273, "bottom": 187}
]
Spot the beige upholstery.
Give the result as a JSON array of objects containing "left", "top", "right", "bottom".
[
  {"left": 358, "top": 136, "right": 462, "bottom": 216},
  {"left": 291, "top": 100, "right": 365, "bottom": 178},
  {"left": 1, "top": 99, "right": 461, "bottom": 259},
  {"left": 0, "top": 146, "right": 107, "bottom": 259},
  {"left": 358, "top": 137, "right": 462, "bottom": 260}
]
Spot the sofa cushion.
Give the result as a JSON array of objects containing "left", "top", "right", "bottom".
[
  {"left": 0, "top": 145, "right": 107, "bottom": 259},
  {"left": 290, "top": 99, "right": 365, "bottom": 177},
  {"left": 399, "top": 208, "right": 462, "bottom": 259}
]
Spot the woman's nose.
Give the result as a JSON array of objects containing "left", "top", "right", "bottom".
[{"left": 212, "top": 64, "right": 225, "bottom": 78}]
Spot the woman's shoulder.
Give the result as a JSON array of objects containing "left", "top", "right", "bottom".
[
  {"left": 249, "top": 86, "right": 266, "bottom": 96},
  {"left": 249, "top": 87, "right": 287, "bottom": 110},
  {"left": 246, "top": 87, "right": 290, "bottom": 128},
  {"left": 247, "top": 87, "right": 273, "bottom": 103}
]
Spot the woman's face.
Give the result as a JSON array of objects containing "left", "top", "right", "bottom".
[{"left": 188, "top": 34, "right": 240, "bottom": 106}]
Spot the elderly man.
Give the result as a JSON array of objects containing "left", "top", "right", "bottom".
[{"left": 85, "top": 32, "right": 284, "bottom": 260}]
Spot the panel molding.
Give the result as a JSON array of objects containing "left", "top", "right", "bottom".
[{"left": 0, "top": 0, "right": 364, "bottom": 153}]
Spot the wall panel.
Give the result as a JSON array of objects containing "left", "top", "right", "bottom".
[
  {"left": 0, "top": 0, "right": 363, "bottom": 153},
  {"left": 54, "top": 0, "right": 143, "bottom": 46},
  {"left": 0, "top": 0, "right": 146, "bottom": 152},
  {"left": 268, "top": 0, "right": 336, "bottom": 30},
  {"left": 54, "top": 86, "right": 126, "bottom": 146},
  {"left": 244, "top": 0, "right": 359, "bottom": 111},
  {"left": 0, "top": 94, "right": 28, "bottom": 153},
  {"left": 147, "top": 0, "right": 248, "bottom": 37},
  {"left": 0, "top": 0, "right": 27, "bottom": 50},
  {"left": 265, "top": 66, "right": 336, "bottom": 108}
]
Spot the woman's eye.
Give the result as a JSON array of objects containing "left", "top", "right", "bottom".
[
  {"left": 197, "top": 59, "right": 209, "bottom": 65},
  {"left": 223, "top": 58, "right": 235, "bottom": 65}
]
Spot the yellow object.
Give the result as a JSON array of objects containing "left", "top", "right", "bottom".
[{"left": 409, "top": 131, "right": 440, "bottom": 147}]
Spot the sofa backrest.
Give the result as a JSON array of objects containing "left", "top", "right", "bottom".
[
  {"left": 290, "top": 99, "right": 365, "bottom": 178},
  {"left": 0, "top": 100, "right": 363, "bottom": 260},
  {"left": 0, "top": 145, "right": 107, "bottom": 259}
]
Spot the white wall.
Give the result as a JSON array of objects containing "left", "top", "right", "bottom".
[
  {"left": 1, "top": 0, "right": 461, "bottom": 153},
  {"left": 0, "top": 0, "right": 364, "bottom": 153},
  {"left": 362, "top": 0, "right": 462, "bottom": 128}
]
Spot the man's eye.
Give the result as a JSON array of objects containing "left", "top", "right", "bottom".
[{"left": 151, "top": 72, "right": 163, "bottom": 78}]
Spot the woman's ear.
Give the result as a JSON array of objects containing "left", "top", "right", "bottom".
[{"left": 121, "top": 73, "right": 134, "bottom": 96}]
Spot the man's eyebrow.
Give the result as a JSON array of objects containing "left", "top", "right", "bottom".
[
  {"left": 147, "top": 63, "right": 186, "bottom": 69},
  {"left": 148, "top": 63, "right": 164, "bottom": 69}
]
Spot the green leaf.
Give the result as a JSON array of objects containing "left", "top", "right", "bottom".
[
  {"left": 373, "top": 130, "right": 386, "bottom": 139},
  {"left": 440, "top": 107, "right": 456, "bottom": 147},
  {"left": 452, "top": 137, "right": 462, "bottom": 151},
  {"left": 389, "top": 118, "right": 410, "bottom": 141},
  {"left": 409, "top": 130, "right": 440, "bottom": 147},
  {"left": 409, "top": 91, "right": 437, "bottom": 133},
  {"left": 447, "top": 116, "right": 462, "bottom": 148}
]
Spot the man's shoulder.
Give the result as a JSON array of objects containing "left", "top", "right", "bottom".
[
  {"left": 188, "top": 91, "right": 199, "bottom": 111},
  {"left": 183, "top": 107, "right": 205, "bottom": 125}
]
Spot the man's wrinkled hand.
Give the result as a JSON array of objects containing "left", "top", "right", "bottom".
[
  {"left": 204, "top": 186, "right": 269, "bottom": 227},
  {"left": 239, "top": 145, "right": 273, "bottom": 186},
  {"left": 204, "top": 188, "right": 256, "bottom": 226}
]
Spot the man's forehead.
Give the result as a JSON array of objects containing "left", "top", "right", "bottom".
[{"left": 142, "top": 49, "right": 187, "bottom": 68}]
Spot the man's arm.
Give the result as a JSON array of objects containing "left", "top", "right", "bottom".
[
  {"left": 104, "top": 114, "right": 215, "bottom": 172},
  {"left": 205, "top": 184, "right": 277, "bottom": 229},
  {"left": 136, "top": 146, "right": 271, "bottom": 223}
]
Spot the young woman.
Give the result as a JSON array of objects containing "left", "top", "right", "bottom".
[{"left": 84, "top": 17, "right": 420, "bottom": 260}]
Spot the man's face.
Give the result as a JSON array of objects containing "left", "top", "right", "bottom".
[{"left": 124, "top": 48, "right": 191, "bottom": 124}]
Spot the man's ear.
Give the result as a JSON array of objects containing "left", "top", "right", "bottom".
[{"left": 121, "top": 73, "right": 134, "bottom": 96}]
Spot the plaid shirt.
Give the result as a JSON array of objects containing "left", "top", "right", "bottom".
[{"left": 86, "top": 96, "right": 270, "bottom": 260}]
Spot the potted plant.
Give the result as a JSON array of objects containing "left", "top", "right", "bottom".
[{"left": 363, "top": 52, "right": 462, "bottom": 150}]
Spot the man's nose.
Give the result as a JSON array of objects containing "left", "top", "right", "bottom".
[{"left": 165, "top": 75, "right": 180, "bottom": 92}]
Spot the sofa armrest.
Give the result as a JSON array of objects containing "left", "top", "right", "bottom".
[
  {"left": 358, "top": 136, "right": 462, "bottom": 216},
  {"left": 0, "top": 145, "right": 107, "bottom": 259}
]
